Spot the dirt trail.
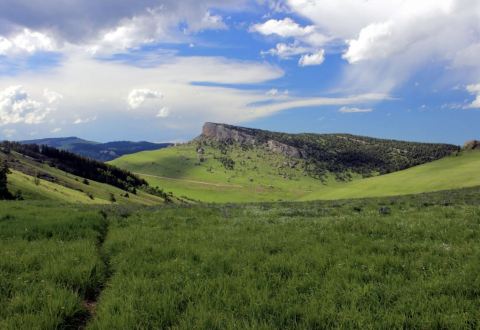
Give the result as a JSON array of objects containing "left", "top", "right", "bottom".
[
  {"left": 135, "top": 172, "right": 244, "bottom": 188},
  {"left": 62, "top": 211, "right": 111, "bottom": 329}
]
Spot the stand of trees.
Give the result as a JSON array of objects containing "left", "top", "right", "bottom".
[{"left": 1, "top": 142, "right": 147, "bottom": 193}]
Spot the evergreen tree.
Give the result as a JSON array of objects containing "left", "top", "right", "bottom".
[{"left": 0, "top": 161, "right": 13, "bottom": 200}]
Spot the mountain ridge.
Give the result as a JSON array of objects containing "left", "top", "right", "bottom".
[{"left": 20, "top": 137, "right": 173, "bottom": 161}]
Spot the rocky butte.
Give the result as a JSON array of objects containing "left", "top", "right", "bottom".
[{"left": 199, "top": 122, "right": 305, "bottom": 159}]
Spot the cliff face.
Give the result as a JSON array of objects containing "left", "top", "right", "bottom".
[
  {"left": 201, "top": 122, "right": 304, "bottom": 159},
  {"left": 202, "top": 122, "right": 257, "bottom": 145}
]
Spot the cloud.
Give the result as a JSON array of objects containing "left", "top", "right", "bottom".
[
  {"left": 266, "top": 88, "right": 288, "bottom": 97},
  {"left": 343, "top": 22, "right": 393, "bottom": 64},
  {"left": 466, "top": 84, "right": 480, "bottom": 109},
  {"left": 0, "top": 29, "right": 56, "bottom": 56},
  {"left": 299, "top": 50, "right": 325, "bottom": 67},
  {"left": 50, "top": 127, "right": 62, "bottom": 133},
  {"left": 128, "top": 89, "right": 163, "bottom": 109},
  {"left": 0, "top": 0, "right": 247, "bottom": 55},
  {"left": 338, "top": 106, "right": 373, "bottom": 113},
  {"left": 262, "top": 42, "right": 310, "bottom": 59},
  {"left": 251, "top": 18, "right": 315, "bottom": 38},
  {"left": 250, "top": 93, "right": 387, "bottom": 118},
  {"left": 285, "top": 0, "right": 480, "bottom": 92},
  {"left": 0, "top": 53, "right": 390, "bottom": 138},
  {"left": 74, "top": 115, "right": 97, "bottom": 124},
  {"left": 43, "top": 89, "right": 63, "bottom": 104},
  {"left": 156, "top": 107, "right": 170, "bottom": 118},
  {"left": 0, "top": 86, "right": 51, "bottom": 125}
]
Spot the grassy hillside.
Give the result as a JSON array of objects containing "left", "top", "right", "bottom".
[
  {"left": 1, "top": 188, "right": 480, "bottom": 328},
  {"left": 303, "top": 151, "right": 480, "bottom": 200},
  {"left": 110, "top": 143, "right": 344, "bottom": 202},
  {"left": 1, "top": 146, "right": 165, "bottom": 205},
  {"left": 111, "top": 145, "right": 479, "bottom": 203}
]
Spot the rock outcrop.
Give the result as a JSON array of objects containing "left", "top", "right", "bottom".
[
  {"left": 202, "top": 122, "right": 257, "bottom": 145},
  {"left": 201, "top": 122, "right": 304, "bottom": 159}
]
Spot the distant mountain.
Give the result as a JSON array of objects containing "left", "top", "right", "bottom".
[{"left": 20, "top": 137, "right": 173, "bottom": 161}]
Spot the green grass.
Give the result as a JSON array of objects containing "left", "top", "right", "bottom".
[
  {"left": 112, "top": 145, "right": 480, "bottom": 203},
  {"left": 303, "top": 151, "right": 480, "bottom": 200},
  {"left": 3, "top": 151, "right": 164, "bottom": 206},
  {"left": 88, "top": 192, "right": 480, "bottom": 329},
  {"left": 2, "top": 189, "right": 480, "bottom": 328},
  {"left": 110, "top": 144, "right": 347, "bottom": 203},
  {"left": 0, "top": 202, "right": 108, "bottom": 329}
]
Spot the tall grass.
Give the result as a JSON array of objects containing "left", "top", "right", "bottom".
[
  {"left": 0, "top": 202, "right": 107, "bottom": 329},
  {"left": 90, "top": 195, "right": 480, "bottom": 329}
]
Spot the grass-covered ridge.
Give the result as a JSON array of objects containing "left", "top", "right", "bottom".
[{"left": 303, "top": 150, "right": 480, "bottom": 200}]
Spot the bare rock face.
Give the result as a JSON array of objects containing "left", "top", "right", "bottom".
[
  {"left": 201, "top": 122, "right": 304, "bottom": 159},
  {"left": 202, "top": 122, "right": 257, "bottom": 145},
  {"left": 463, "top": 140, "right": 480, "bottom": 150},
  {"left": 266, "top": 140, "right": 303, "bottom": 158}
]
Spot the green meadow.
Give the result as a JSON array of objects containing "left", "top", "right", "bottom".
[
  {"left": 303, "top": 151, "right": 480, "bottom": 200},
  {"left": 2, "top": 187, "right": 480, "bottom": 329},
  {"left": 111, "top": 143, "right": 480, "bottom": 203}
]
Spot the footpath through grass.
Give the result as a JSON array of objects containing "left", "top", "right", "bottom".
[
  {"left": 1, "top": 188, "right": 480, "bottom": 329},
  {"left": 91, "top": 189, "right": 480, "bottom": 329},
  {"left": 0, "top": 202, "right": 109, "bottom": 329}
]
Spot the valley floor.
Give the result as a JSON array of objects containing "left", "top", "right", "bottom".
[{"left": 1, "top": 187, "right": 480, "bottom": 329}]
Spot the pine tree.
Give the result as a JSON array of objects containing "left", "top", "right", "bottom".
[{"left": 0, "top": 161, "right": 13, "bottom": 200}]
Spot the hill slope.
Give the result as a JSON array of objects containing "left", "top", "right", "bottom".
[
  {"left": 0, "top": 142, "right": 166, "bottom": 205},
  {"left": 302, "top": 150, "right": 480, "bottom": 200},
  {"left": 21, "top": 137, "right": 173, "bottom": 161},
  {"left": 111, "top": 123, "right": 460, "bottom": 202}
]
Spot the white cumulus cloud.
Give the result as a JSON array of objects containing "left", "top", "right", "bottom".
[
  {"left": 466, "top": 84, "right": 480, "bottom": 109},
  {"left": 128, "top": 89, "right": 163, "bottom": 109},
  {"left": 299, "top": 50, "right": 325, "bottom": 67},
  {"left": 0, "top": 86, "right": 51, "bottom": 125},
  {"left": 343, "top": 22, "right": 394, "bottom": 64},
  {"left": 251, "top": 18, "right": 315, "bottom": 38},
  {"left": 0, "top": 29, "right": 56, "bottom": 56}
]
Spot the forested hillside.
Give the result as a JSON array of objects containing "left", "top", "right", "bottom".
[
  {"left": 1, "top": 142, "right": 146, "bottom": 193},
  {"left": 200, "top": 123, "right": 460, "bottom": 179}
]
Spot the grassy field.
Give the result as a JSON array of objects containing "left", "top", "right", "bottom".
[
  {"left": 303, "top": 151, "right": 480, "bottom": 200},
  {"left": 1, "top": 187, "right": 480, "bottom": 328},
  {"left": 111, "top": 144, "right": 480, "bottom": 203},
  {"left": 0, "top": 202, "right": 108, "bottom": 329}
]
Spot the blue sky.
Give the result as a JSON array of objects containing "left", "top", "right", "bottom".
[{"left": 0, "top": 0, "right": 479, "bottom": 145}]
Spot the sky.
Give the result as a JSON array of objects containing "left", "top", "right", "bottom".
[{"left": 0, "top": 0, "right": 479, "bottom": 145}]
